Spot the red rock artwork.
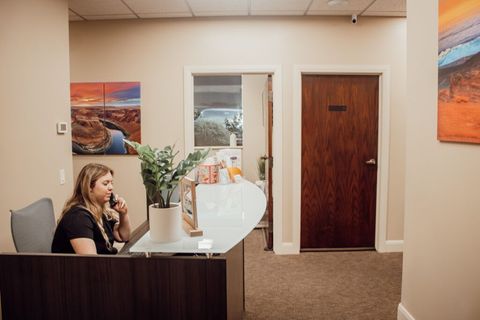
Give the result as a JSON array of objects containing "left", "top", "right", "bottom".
[
  {"left": 438, "top": 0, "right": 480, "bottom": 143},
  {"left": 70, "top": 82, "right": 141, "bottom": 154}
]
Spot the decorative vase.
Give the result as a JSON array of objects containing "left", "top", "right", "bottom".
[{"left": 148, "top": 202, "right": 182, "bottom": 243}]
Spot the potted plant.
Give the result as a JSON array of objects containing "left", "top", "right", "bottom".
[
  {"left": 124, "top": 139, "right": 209, "bottom": 242},
  {"left": 255, "top": 156, "right": 267, "bottom": 193},
  {"left": 257, "top": 156, "right": 266, "bottom": 181}
]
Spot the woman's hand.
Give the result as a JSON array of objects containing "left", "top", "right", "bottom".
[
  {"left": 112, "top": 194, "right": 131, "bottom": 242},
  {"left": 112, "top": 194, "right": 128, "bottom": 215}
]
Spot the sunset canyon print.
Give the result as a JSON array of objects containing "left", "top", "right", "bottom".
[
  {"left": 438, "top": 0, "right": 480, "bottom": 143},
  {"left": 70, "top": 82, "right": 141, "bottom": 154}
]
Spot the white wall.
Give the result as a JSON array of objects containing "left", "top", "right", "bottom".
[
  {"left": 400, "top": 0, "right": 480, "bottom": 319},
  {"left": 69, "top": 16, "right": 406, "bottom": 246},
  {"left": 243, "top": 74, "right": 268, "bottom": 182},
  {"left": 0, "top": 0, "right": 72, "bottom": 252}
]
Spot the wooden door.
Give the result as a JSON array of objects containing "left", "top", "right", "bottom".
[
  {"left": 301, "top": 75, "right": 379, "bottom": 249},
  {"left": 265, "top": 75, "right": 274, "bottom": 249}
]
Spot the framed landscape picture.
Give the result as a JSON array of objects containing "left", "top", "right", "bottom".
[
  {"left": 70, "top": 82, "right": 141, "bottom": 154},
  {"left": 180, "top": 177, "right": 203, "bottom": 237},
  {"left": 438, "top": 0, "right": 480, "bottom": 143}
]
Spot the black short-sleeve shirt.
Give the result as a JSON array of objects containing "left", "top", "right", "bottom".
[{"left": 51, "top": 206, "right": 118, "bottom": 254}]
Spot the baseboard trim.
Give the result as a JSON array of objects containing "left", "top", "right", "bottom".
[
  {"left": 398, "top": 302, "right": 415, "bottom": 320},
  {"left": 274, "top": 242, "right": 298, "bottom": 255},
  {"left": 275, "top": 241, "right": 404, "bottom": 254},
  {"left": 274, "top": 240, "right": 404, "bottom": 254},
  {"left": 383, "top": 240, "right": 404, "bottom": 252}
]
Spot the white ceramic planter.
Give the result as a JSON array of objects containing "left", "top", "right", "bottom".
[{"left": 149, "top": 203, "right": 182, "bottom": 243}]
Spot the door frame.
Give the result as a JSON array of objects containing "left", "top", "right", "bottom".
[
  {"left": 293, "top": 65, "right": 398, "bottom": 253},
  {"left": 184, "top": 65, "right": 285, "bottom": 253}
]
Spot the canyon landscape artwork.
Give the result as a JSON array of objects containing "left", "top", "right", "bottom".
[
  {"left": 70, "top": 82, "right": 141, "bottom": 155},
  {"left": 438, "top": 0, "right": 480, "bottom": 143}
]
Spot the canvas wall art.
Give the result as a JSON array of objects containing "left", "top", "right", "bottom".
[
  {"left": 438, "top": 0, "right": 480, "bottom": 143},
  {"left": 70, "top": 82, "right": 141, "bottom": 155}
]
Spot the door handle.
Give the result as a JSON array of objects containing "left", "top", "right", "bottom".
[{"left": 365, "top": 159, "right": 376, "bottom": 165}]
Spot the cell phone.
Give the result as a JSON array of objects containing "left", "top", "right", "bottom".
[{"left": 109, "top": 194, "right": 118, "bottom": 208}]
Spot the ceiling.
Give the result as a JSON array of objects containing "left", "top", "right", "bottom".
[{"left": 68, "top": 0, "right": 406, "bottom": 21}]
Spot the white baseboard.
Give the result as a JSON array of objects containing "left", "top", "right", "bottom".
[
  {"left": 398, "top": 302, "right": 415, "bottom": 320},
  {"left": 383, "top": 240, "right": 404, "bottom": 252},
  {"left": 275, "top": 240, "right": 403, "bottom": 254},
  {"left": 274, "top": 242, "right": 298, "bottom": 255}
]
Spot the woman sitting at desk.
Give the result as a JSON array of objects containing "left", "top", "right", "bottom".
[{"left": 51, "top": 163, "right": 131, "bottom": 254}]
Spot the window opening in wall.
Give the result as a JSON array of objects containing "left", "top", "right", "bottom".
[{"left": 194, "top": 75, "right": 243, "bottom": 147}]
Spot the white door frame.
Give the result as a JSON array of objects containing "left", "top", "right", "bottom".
[
  {"left": 184, "top": 65, "right": 287, "bottom": 253},
  {"left": 292, "top": 65, "right": 399, "bottom": 253}
]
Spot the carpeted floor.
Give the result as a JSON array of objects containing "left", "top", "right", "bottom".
[{"left": 244, "top": 229, "right": 402, "bottom": 320}]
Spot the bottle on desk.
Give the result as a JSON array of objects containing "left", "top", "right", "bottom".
[{"left": 227, "top": 156, "right": 242, "bottom": 181}]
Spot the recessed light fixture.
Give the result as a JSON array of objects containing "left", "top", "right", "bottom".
[{"left": 327, "top": 0, "right": 349, "bottom": 6}]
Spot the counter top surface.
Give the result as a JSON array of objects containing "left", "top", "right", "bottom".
[{"left": 129, "top": 179, "right": 266, "bottom": 254}]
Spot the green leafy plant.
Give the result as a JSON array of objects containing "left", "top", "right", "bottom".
[
  {"left": 257, "top": 156, "right": 266, "bottom": 181},
  {"left": 225, "top": 113, "right": 243, "bottom": 144},
  {"left": 124, "top": 140, "right": 209, "bottom": 208}
]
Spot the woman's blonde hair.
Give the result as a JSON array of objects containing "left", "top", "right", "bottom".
[{"left": 62, "top": 163, "right": 117, "bottom": 250}]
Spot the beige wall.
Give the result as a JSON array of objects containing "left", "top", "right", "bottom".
[
  {"left": 0, "top": 0, "right": 72, "bottom": 252},
  {"left": 401, "top": 0, "right": 480, "bottom": 319},
  {"left": 243, "top": 74, "right": 268, "bottom": 182},
  {"left": 70, "top": 16, "right": 406, "bottom": 243}
]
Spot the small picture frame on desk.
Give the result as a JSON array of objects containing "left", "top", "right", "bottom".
[{"left": 180, "top": 177, "right": 203, "bottom": 237}]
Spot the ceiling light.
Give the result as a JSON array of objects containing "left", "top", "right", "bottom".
[{"left": 327, "top": 0, "right": 349, "bottom": 6}]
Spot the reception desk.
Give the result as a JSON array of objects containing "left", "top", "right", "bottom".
[
  {"left": 130, "top": 179, "right": 267, "bottom": 254},
  {"left": 0, "top": 180, "right": 266, "bottom": 320}
]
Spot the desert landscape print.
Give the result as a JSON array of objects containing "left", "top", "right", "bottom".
[
  {"left": 71, "top": 82, "right": 141, "bottom": 155},
  {"left": 438, "top": 0, "right": 480, "bottom": 143}
]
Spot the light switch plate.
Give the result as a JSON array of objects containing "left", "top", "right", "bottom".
[
  {"left": 57, "top": 122, "right": 67, "bottom": 134},
  {"left": 59, "top": 169, "right": 65, "bottom": 185}
]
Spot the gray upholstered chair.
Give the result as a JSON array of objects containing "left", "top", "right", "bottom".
[{"left": 10, "top": 197, "right": 56, "bottom": 253}]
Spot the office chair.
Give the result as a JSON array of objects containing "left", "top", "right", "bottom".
[{"left": 10, "top": 197, "right": 56, "bottom": 253}]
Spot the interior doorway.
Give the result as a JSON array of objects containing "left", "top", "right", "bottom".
[
  {"left": 293, "top": 65, "right": 392, "bottom": 253},
  {"left": 301, "top": 74, "right": 379, "bottom": 249},
  {"left": 184, "top": 66, "right": 283, "bottom": 253},
  {"left": 262, "top": 75, "right": 273, "bottom": 249}
]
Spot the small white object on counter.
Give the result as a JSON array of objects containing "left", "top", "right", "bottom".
[{"left": 198, "top": 239, "right": 213, "bottom": 249}]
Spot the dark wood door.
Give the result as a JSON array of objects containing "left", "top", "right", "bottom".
[
  {"left": 266, "top": 75, "right": 273, "bottom": 249},
  {"left": 301, "top": 75, "right": 379, "bottom": 249}
]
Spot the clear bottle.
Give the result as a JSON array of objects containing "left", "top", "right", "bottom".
[{"left": 230, "top": 156, "right": 238, "bottom": 168}]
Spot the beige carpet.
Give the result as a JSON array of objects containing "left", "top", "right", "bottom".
[{"left": 244, "top": 229, "right": 402, "bottom": 320}]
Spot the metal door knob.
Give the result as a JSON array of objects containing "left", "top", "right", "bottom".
[{"left": 365, "top": 159, "right": 376, "bottom": 165}]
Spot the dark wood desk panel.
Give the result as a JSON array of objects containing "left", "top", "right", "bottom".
[{"left": 0, "top": 253, "right": 240, "bottom": 320}]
